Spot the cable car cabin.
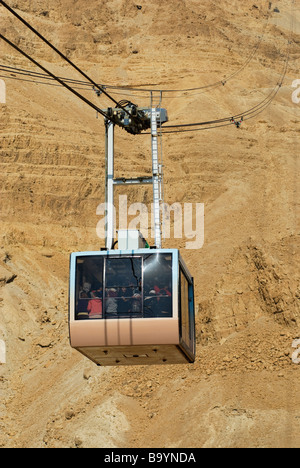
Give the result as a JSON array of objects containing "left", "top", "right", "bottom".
[{"left": 69, "top": 249, "right": 195, "bottom": 366}]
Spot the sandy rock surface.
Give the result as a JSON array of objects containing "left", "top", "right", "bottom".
[{"left": 0, "top": 0, "right": 299, "bottom": 448}]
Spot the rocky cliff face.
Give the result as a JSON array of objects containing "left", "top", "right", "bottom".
[{"left": 0, "top": 0, "right": 299, "bottom": 448}]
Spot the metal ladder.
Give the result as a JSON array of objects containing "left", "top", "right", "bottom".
[{"left": 151, "top": 107, "right": 163, "bottom": 249}]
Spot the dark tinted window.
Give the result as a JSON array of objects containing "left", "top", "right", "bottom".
[
  {"left": 143, "top": 253, "right": 172, "bottom": 317},
  {"left": 75, "top": 253, "right": 173, "bottom": 320},
  {"left": 105, "top": 258, "right": 142, "bottom": 318}
]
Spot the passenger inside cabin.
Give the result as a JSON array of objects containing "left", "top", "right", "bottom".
[
  {"left": 105, "top": 288, "right": 118, "bottom": 316},
  {"left": 88, "top": 283, "right": 103, "bottom": 319},
  {"left": 91, "top": 284, "right": 103, "bottom": 299},
  {"left": 80, "top": 282, "right": 92, "bottom": 298},
  {"left": 75, "top": 254, "right": 173, "bottom": 320},
  {"left": 76, "top": 282, "right": 92, "bottom": 320},
  {"left": 154, "top": 284, "right": 171, "bottom": 297},
  {"left": 119, "top": 286, "right": 131, "bottom": 314},
  {"left": 75, "top": 256, "right": 104, "bottom": 320},
  {"left": 147, "top": 283, "right": 172, "bottom": 316}
]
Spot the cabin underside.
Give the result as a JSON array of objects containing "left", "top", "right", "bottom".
[{"left": 76, "top": 344, "right": 194, "bottom": 366}]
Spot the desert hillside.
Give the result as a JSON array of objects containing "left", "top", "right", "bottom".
[{"left": 0, "top": 0, "right": 299, "bottom": 448}]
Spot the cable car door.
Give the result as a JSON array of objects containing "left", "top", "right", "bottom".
[{"left": 179, "top": 268, "right": 195, "bottom": 358}]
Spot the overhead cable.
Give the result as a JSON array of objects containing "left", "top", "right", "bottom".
[
  {"left": 96, "top": 0, "right": 272, "bottom": 96},
  {"left": 0, "top": 33, "right": 113, "bottom": 122},
  {"left": 0, "top": 0, "right": 293, "bottom": 136},
  {"left": 162, "top": 84, "right": 281, "bottom": 130},
  {"left": 159, "top": 16, "right": 292, "bottom": 135},
  {"left": 0, "top": 0, "right": 138, "bottom": 121},
  {"left": 0, "top": 1, "right": 273, "bottom": 102},
  {"left": 0, "top": 64, "right": 93, "bottom": 91},
  {"left": 0, "top": 0, "right": 271, "bottom": 100}
]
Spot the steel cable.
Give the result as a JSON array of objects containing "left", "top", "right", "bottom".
[{"left": 0, "top": 0, "right": 141, "bottom": 123}]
